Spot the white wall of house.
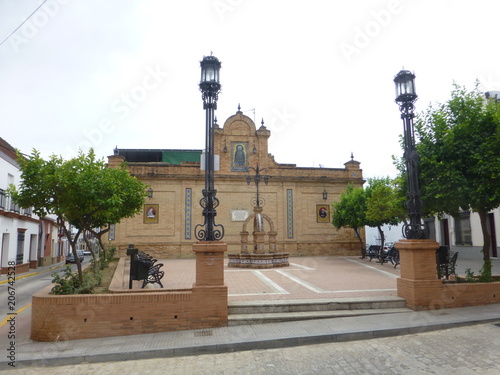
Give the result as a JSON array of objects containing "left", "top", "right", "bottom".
[
  {"left": 432, "top": 208, "right": 500, "bottom": 260},
  {"left": 0, "top": 146, "right": 41, "bottom": 268},
  {"left": 365, "top": 223, "right": 405, "bottom": 247},
  {"left": 365, "top": 208, "right": 500, "bottom": 260}
]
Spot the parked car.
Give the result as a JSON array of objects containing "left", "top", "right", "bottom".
[
  {"left": 83, "top": 249, "right": 92, "bottom": 256},
  {"left": 66, "top": 250, "right": 85, "bottom": 264},
  {"left": 383, "top": 242, "right": 395, "bottom": 251}
]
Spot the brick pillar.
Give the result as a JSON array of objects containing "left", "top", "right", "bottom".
[
  {"left": 192, "top": 241, "right": 227, "bottom": 286},
  {"left": 192, "top": 241, "right": 228, "bottom": 328},
  {"left": 396, "top": 239, "right": 443, "bottom": 310}
]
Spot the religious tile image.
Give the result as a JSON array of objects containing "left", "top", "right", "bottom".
[
  {"left": 230, "top": 142, "right": 248, "bottom": 171},
  {"left": 316, "top": 204, "right": 330, "bottom": 223},
  {"left": 144, "top": 204, "right": 159, "bottom": 224}
]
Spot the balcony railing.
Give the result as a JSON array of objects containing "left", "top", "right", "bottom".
[
  {"left": 10, "top": 200, "right": 20, "bottom": 214},
  {"left": 0, "top": 189, "right": 34, "bottom": 217},
  {"left": 0, "top": 189, "right": 5, "bottom": 210}
]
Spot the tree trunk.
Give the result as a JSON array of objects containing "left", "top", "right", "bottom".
[
  {"left": 478, "top": 208, "right": 491, "bottom": 262},
  {"left": 354, "top": 227, "right": 366, "bottom": 258},
  {"left": 91, "top": 226, "right": 110, "bottom": 259},
  {"left": 60, "top": 220, "right": 83, "bottom": 284},
  {"left": 377, "top": 226, "right": 385, "bottom": 249},
  {"left": 83, "top": 234, "right": 98, "bottom": 272}
]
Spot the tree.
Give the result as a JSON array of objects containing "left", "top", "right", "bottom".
[
  {"left": 10, "top": 149, "right": 146, "bottom": 283},
  {"left": 332, "top": 178, "right": 406, "bottom": 258},
  {"left": 331, "top": 184, "right": 367, "bottom": 257},
  {"left": 415, "top": 83, "right": 500, "bottom": 264},
  {"left": 365, "top": 177, "right": 406, "bottom": 248}
]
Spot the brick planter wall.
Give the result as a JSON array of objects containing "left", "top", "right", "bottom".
[
  {"left": 31, "top": 242, "right": 228, "bottom": 341},
  {"left": 397, "top": 239, "right": 500, "bottom": 310}
]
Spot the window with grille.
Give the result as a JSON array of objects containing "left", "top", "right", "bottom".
[{"left": 454, "top": 211, "right": 472, "bottom": 245}]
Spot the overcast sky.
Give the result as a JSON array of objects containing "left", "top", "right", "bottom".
[{"left": 1, "top": 0, "right": 499, "bottom": 179}]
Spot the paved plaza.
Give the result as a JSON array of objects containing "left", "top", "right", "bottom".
[{"left": 147, "top": 256, "right": 402, "bottom": 301}]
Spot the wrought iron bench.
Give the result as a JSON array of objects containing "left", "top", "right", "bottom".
[
  {"left": 136, "top": 252, "right": 165, "bottom": 288},
  {"left": 141, "top": 263, "right": 165, "bottom": 288},
  {"left": 437, "top": 250, "right": 458, "bottom": 280},
  {"left": 367, "top": 245, "right": 381, "bottom": 261}
]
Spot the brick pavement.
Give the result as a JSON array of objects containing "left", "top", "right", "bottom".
[{"left": 151, "top": 256, "right": 400, "bottom": 301}]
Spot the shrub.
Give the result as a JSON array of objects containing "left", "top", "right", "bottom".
[{"left": 51, "top": 265, "right": 103, "bottom": 295}]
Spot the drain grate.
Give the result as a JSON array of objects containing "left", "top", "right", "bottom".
[{"left": 194, "top": 330, "right": 213, "bottom": 337}]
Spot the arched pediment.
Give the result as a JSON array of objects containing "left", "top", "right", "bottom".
[{"left": 222, "top": 111, "right": 256, "bottom": 136}]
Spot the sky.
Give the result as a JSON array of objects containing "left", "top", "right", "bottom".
[{"left": 1, "top": 0, "right": 499, "bottom": 179}]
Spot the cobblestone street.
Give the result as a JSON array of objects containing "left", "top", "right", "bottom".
[{"left": 8, "top": 322, "right": 500, "bottom": 375}]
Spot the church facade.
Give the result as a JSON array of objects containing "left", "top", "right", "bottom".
[{"left": 107, "top": 110, "right": 364, "bottom": 258}]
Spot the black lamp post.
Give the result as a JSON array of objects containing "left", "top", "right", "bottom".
[
  {"left": 247, "top": 165, "right": 269, "bottom": 208},
  {"left": 195, "top": 54, "right": 224, "bottom": 241},
  {"left": 394, "top": 69, "right": 425, "bottom": 239}
]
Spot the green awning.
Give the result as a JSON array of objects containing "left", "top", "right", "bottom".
[{"left": 162, "top": 151, "right": 201, "bottom": 164}]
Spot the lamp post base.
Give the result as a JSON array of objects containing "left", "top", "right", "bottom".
[{"left": 396, "top": 239, "right": 442, "bottom": 310}]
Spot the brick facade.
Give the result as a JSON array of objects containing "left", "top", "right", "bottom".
[{"left": 107, "top": 110, "right": 365, "bottom": 257}]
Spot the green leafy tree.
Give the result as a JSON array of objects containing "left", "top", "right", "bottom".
[
  {"left": 365, "top": 177, "right": 406, "bottom": 248},
  {"left": 332, "top": 184, "right": 367, "bottom": 257},
  {"left": 10, "top": 149, "right": 146, "bottom": 283},
  {"left": 415, "top": 83, "right": 500, "bottom": 264}
]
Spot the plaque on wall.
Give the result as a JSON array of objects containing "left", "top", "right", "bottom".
[
  {"left": 144, "top": 204, "right": 159, "bottom": 224},
  {"left": 231, "top": 209, "right": 249, "bottom": 222},
  {"left": 316, "top": 204, "right": 330, "bottom": 223}
]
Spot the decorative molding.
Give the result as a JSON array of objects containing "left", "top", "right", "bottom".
[
  {"left": 185, "top": 188, "right": 192, "bottom": 239},
  {"left": 286, "top": 189, "right": 294, "bottom": 239}
]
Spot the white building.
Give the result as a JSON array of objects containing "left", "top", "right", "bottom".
[
  {"left": 426, "top": 210, "right": 499, "bottom": 260},
  {"left": 0, "top": 138, "right": 64, "bottom": 275},
  {"left": 365, "top": 209, "right": 499, "bottom": 261}
]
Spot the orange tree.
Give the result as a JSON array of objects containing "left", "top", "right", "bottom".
[
  {"left": 415, "top": 83, "right": 500, "bottom": 269},
  {"left": 331, "top": 184, "right": 367, "bottom": 257},
  {"left": 10, "top": 149, "right": 146, "bottom": 283}
]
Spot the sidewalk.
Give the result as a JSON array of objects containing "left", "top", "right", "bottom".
[
  {"left": 3, "top": 256, "right": 500, "bottom": 369},
  {"left": 8, "top": 304, "right": 500, "bottom": 369}
]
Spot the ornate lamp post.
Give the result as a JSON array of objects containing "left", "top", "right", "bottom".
[
  {"left": 394, "top": 69, "right": 425, "bottom": 239},
  {"left": 246, "top": 165, "right": 269, "bottom": 208},
  {"left": 195, "top": 54, "right": 224, "bottom": 241}
]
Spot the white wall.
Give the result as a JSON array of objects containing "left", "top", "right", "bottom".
[
  {"left": 0, "top": 149, "right": 40, "bottom": 266},
  {"left": 365, "top": 223, "right": 404, "bottom": 246}
]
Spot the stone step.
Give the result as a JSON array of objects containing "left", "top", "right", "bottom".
[
  {"left": 227, "top": 297, "right": 409, "bottom": 326},
  {"left": 228, "top": 296, "right": 407, "bottom": 315},
  {"left": 228, "top": 307, "right": 411, "bottom": 326}
]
